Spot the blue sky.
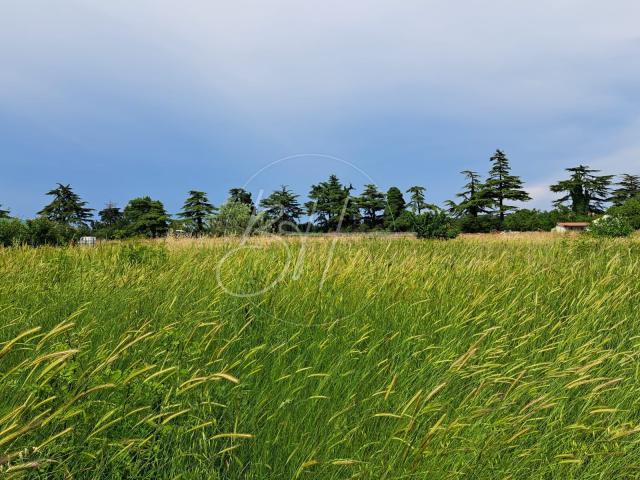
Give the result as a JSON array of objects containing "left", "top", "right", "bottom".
[{"left": 1, "top": 0, "right": 639, "bottom": 218}]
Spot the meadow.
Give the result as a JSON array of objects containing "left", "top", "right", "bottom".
[{"left": 1, "top": 234, "right": 640, "bottom": 479}]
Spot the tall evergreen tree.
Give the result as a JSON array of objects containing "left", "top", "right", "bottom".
[
  {"left": 611, "top": 174, "right": 640, "bottom": 207},
  {"left": 94, "top": 203, "right": 126, "bottom": 239},
  {"left": 357, "top": 184, "right": 386, "bottom": 228},
  {"left": 98, "top": 202, "right": 124, "bottom": 226},
  {"left": 447, "top": 171, "right": 492, "bottom": 218},
  {"left": 406, "top": 186, "right": 428, "bottom": 214},
  {"left": 383, "top": 187, "right": 406, "bottom": 230},
  {"left": 38, "top": 184, "right": 93, "bottom": 227},
  {"left": 306, "top": 174, "right": 356, "bottom": 231},
  {"left": 0, "top": 204, "right": 10, "bottom": 219},
  {"left": 179, "top": 190, "right": 215, "bottom": 234},
  {"left": 260, "top": 186, "right": 303, "bottom": 232},
  {"left": 550, "top": 165, "right": 613, "bottom": 215},
  {"left": 484, "top": 149, "right": 531, "bottom": 222},
  {"left": 228, "top": 188, "right": 254, "bottom": 208},
  {"left": 124, "top": 196, "right": 170, "bottom": 238}
]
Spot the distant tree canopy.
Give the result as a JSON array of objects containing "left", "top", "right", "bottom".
[
  {"left": 179, "top": 190, "right": 215, "bottom": 234},
  {"left": 550, "top": 165, "right": 613, "bottom": 215},
  {"left": 92, "top": 203, "right": 126, "bottom": 239},
  {"left": 208, "top": 201, "right": 253, "bottom": 236},
  {"left": 406, "top": 186, "right": 428, "bottom": 215},
  {"left": 448, "top": 170, "right": 492, "bottom": 218},
  {"left": 384, "top": 187, "right": 406, "bottom": 231},
  {"left": 358, "top": 184, "right": 386, "bottom": 228},
  {"left": 124, "top": 197, "right": 170, "bottom": 238},
  {"left": 38, "top": 184, "right": 93, "bottom": 227},
  {"left": 306, "top": 174, "right": 357, "bottom": 231},
  {"left": 259, "top": 186, "right": 303, "bottom": 233},
  {"left": 228, "top": 188, "right": 254, "bottom": 209},
  {"left": 485, "top": 149, "right": 531, "bottom": 222},
  {"left": 611, "top": 174, "right": 640, "bottom": 207},
  {"left": 98, "top": 203, "right": 124, "bottom": 226},
  {"left": 2, "top": 151, "right": 639, "bottom": 246}
]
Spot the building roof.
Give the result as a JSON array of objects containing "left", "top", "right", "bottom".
[{"left": 557, "top": 222, "right": 590, "bottom": 227}]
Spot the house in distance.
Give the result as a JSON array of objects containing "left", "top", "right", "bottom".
[{"left": 553, "top": 222, "right": 590, "bottom": 233}]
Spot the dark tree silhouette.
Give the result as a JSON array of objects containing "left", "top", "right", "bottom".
[
  {"left": 228, "top": 188, "right": 254, "bottom": 207},
  {"left": 179, "top": 190, "right": 215, "bottom": 234},
  {"left": 611, "top": 174, "right": 640, "bottom": 207},
  {"left": 447, "top": 171, "right": 492, "bottom": 218},
  {"left": 484, "top": 150, "right": 531, "bottom": 222},
  {"left": 260, "top": 186, "right": 303, "bottom": 232},
  {"left": 124, "top": 197, "right": 170, "bottom": 238},
  {"left": 406, "top": 186, "right": 428, "bottom": 214},
  {"left": 98, "top": 202, "right": 124, "bottom": 226},
  {"left": 550, "top": 165, "right": 613, "bottom": 215},
  {"left": 357, "top": 184, "right": 386, "bottom": 228},
  {"left": 38, "top": 184, "right": 93, "bottom": 227},
  {"left": 306, "top": 174, "right": 356, "bottom": 231},
  {"left": 383, "top": 187, "right": 406, "bottom": 230}
]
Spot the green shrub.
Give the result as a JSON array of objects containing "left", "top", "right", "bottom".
[
  {"left": 415, "top": 211, "right": 459, "bottom": 239},
  {"left": 0, "top": 218, "right": 28, "bottom": 246},
  {"left": 588, "top": 215, "right": 633, "bottom": 238},
  {"left": 608, "top": 196, "right": 640, "bottom": 230},
  {"left": 504, "top": 209, "right": 556, "bottom": 231},
  {"left": 208, "top": 201, "right": 253, "bottom": 236},
  {"left": 25, "top": 217, "right": 77, "bottom": 246},
  {"left": 458, "top": 214, "right": 501, "bottom": 233}
]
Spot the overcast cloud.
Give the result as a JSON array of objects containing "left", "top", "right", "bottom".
[{"left": 1, "top": 1, "right": 639, "bottom": 215}]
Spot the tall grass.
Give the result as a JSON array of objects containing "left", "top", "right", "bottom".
[{"left": 1, "top": 235, "right": 640, "bottom": 478}]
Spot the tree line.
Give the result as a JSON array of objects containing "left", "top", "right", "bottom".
[{"left": 1, "top": 149, "right": 639, "bottom": 245}]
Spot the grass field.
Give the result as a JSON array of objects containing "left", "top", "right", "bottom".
[{"left": 1, "top": 234, "right": 640, "bottom": 479}]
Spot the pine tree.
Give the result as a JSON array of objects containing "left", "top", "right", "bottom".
[
  {"left": 384, "top": 187, "right": 406, "bottom": 230},
  {"left": 447, "top": 171, "right": 492, "bottom": 218},
  {"left": 357, "top": 184, "right": 386, "bottom": 228},
  {"left": 260, "top": 186, "right": 303, "bottom": 232},
  {"left": 228, "top": 188, "right": 254, "bottom": 207},
  {"left": 0, "top": 205, "right": 10, "bottom": 219},
  {"left": 306, "top": 175, "right": 356, "bottom": 231},
  {"left": 406, "top": 186, "right": 428, "bottom": 214},
  {"left": 550, "top": 165, "right": 613, "bottom": 215},
  {"left": 124, "top": 197, "right": 170, "bottom": 238},
  {"left": 38, "top": 184, "right": 93, "bottom": 227},
  {"left": 484, "top": 150, "right": 531, "bottom": 222},
  {"left": 98, "top": 203, "right": 124, "bottom": 226},
  {"left": 611, "top": 174, "right": 640, "bottom": 207},
  {"left": 179, "top": 190, "right": 215, "bottom": 234}
]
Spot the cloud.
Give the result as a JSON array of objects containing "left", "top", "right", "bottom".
[
  {"left": 523, "top": 116, "right": 640, "bottom": 208},
  {"left": 1, "top": 1, "right": 639, "bottom": 214},
  {"left": 2, "top": 0, "right": 639, "bottom": 119}
]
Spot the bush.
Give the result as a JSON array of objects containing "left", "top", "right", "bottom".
[
  {"left": 208, "top": 202, "right": 253, "bottom": 236},
  {"left": 608, "top": 196, "right": 640, "bottom": 230},
  {"left": 458, "top": 215, "right": 501, "bottom": 233},
  {"left": 504, "top": 209, "right": 556, "bottom": 232},
  {"left": 588, "top": 215, "right": 633, "bottom": 238},
  {"left": 25, "top": 218, "right": 77, "bottom": 246},
  {"left": 0, "top": 219, "right": 28, "bottom": 246},
  {"left": 415, "top": 211, "right": 459, "bottom": 239},
  {"left": 392, "top": 210, "right": 417, "bottom": 232}
]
